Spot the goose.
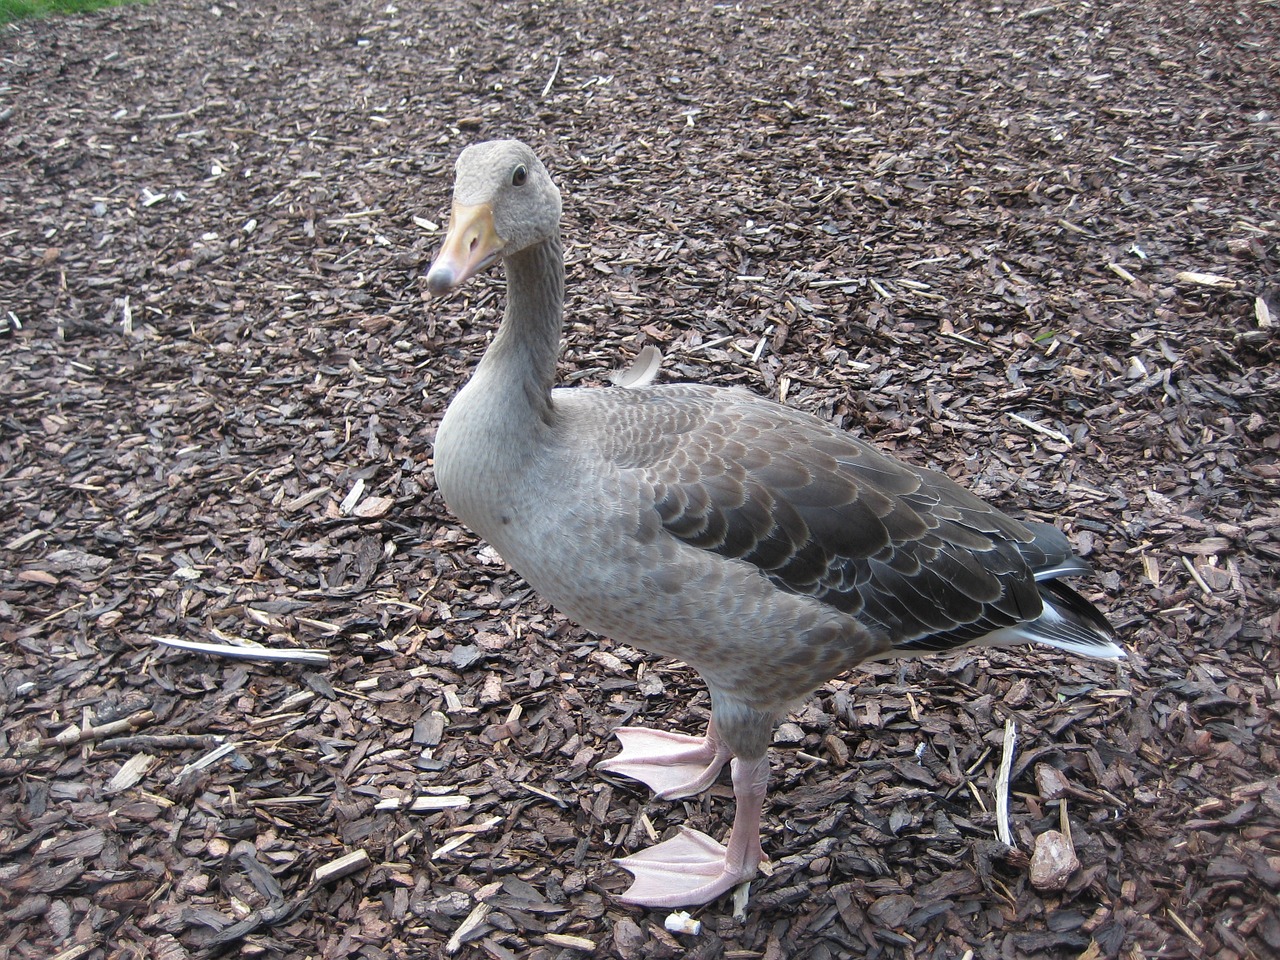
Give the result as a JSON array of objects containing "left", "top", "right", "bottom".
[{"left": 424, "top": 140, "right": 1122, "bottom": 909}]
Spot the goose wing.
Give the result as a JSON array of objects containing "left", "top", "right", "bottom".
[{"left": 585, "top": 382, "right": 1072, "bottom": 651}]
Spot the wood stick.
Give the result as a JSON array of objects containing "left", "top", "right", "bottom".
[
  {"left": 995, "top": 718, "right": 1018, "bottom": 848},
  {"left": 18, "top": 710, "right": 156, "bottom": 757},
  {"left": 155, "top": 634, "right": 330, "bottom": 666},
  {"left": 541, "top": 55, "right": 562, "bottom": 98},
  {"left": 1006, "top": 412, "right": 1073, "bottom": 446},
  {"left": 98, "top": 733, "right": 225, "bottom": 752}
]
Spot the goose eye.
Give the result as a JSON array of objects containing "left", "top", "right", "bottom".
[{"left": 511, "top": 165, "right": 528, "bottom": 186}]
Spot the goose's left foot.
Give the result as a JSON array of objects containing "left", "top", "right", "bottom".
[{"left": 614, "top": 755, "right": 768, "bottom": 908}]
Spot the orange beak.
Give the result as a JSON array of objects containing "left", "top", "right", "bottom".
[{"left": 425, "top": 202, "right": 503, "bottom": 296}]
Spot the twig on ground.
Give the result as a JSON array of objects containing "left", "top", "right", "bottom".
[
  {"left": 18, "top": 710, "right": 156, "bottom": 756},
  {"left": 541, "top": 55, "right": 562, "bottom": 98},
  {"left": 98, "top": 733, "right": 226, "bottom": 752},
  {"left": 374, "top": 794, "right": 471, "bottom": 812},
  {"left": 996, "top": 718, "right": 1018, "bottom": 848},
  {"left": 154, "top": 634, "right": 330, "bottom": 666},
  {"left": 1006, "top": 412, "right": 1073, "bottom": 446},
  {"left": 172, "top": 741, "right": 241, "bottom": 786}
]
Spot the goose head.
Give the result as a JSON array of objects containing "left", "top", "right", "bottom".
[{"left": 425, "top": 140, "right": 562, "bottom": 296}]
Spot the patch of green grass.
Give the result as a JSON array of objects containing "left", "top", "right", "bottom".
[{"left": 0, "top": 0, "right": 146, "bottom": 24}]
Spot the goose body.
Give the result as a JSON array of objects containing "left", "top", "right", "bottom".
[{"left": 426, "top": 140, "right": 1122, "bottom": 908}]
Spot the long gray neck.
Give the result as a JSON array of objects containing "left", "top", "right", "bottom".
[{"left": 474, "top": 231, "right": 565, "bottom": 424}]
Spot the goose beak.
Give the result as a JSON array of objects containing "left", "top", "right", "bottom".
[{"left": 426, "top": 202, "right": 503, "bottom": 296}]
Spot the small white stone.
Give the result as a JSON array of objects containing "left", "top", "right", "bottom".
[{"left": 664, "top": 911, "right": 702, "bottom": 935}]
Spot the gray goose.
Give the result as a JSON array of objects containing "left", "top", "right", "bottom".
[{"left": 425, "top": 140, "right": 1122, "bottom": 909}]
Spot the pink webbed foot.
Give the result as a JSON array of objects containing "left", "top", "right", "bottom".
[
  {"left": 613, "top": 755, "right": 769, "bottom": 908},
  {"left": 614, "top": 826, "right": 759, "bottom": 907},
  {"left": 598, "top": 724, "right": 731, "bottom": 799}
]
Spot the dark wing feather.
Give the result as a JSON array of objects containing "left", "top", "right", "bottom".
[{"left": 594, "top": 383, "right": 1085, "bottom": 652}]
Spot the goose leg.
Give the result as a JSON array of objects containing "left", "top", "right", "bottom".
[
  {"left": 598, "top": 718, "right": 732, "bottom": 799},
  {"left": 614, "top": 753, "right": 769, "bottom": 908}
]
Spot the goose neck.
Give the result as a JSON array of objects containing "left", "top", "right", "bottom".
[{"left": 474, "top": 233, "right": 565, "bottom": 418}]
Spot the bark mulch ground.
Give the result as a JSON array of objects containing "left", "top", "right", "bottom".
[{"left": 2, "top": 1, "right": 1278, "bottom": 957}]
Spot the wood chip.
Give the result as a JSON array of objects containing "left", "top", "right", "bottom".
[
  {"left": 373, "top": 795, "right": 471, "bottom": 812},
  {"left": 106, "top": 753, "right": 156, "bottom": 793},
  {"left": 1174, "top": 270, "right": 1237, "bottom": 289},
  {"left": 544, "top": 933, "right": 597, "bottom": 950},
  {"left": 445, "top": 903, "right": 491, "bottom": 955},
  {"left": 313, "top": 849, "right": 371, "bottom": 885}
]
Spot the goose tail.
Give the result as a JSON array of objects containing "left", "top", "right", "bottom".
[{"left": 1014, "top": 579, "right": 1125, "bottom": 659}]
